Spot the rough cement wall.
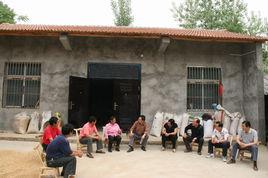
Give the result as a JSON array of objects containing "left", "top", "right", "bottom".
[
  {"left": 242, "top": 43, "right": 266, "bottom": 142},
  {"left": 0, "top": 36, "right": 247, "bottom": 131}
]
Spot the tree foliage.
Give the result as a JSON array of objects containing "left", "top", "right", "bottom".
[
  {"left": 111, "top": 0, "right": 134, "bottom": 26},
  {"left": 0, "top": 1, "right": 28, "bottom": 24},
  {"left": 171, "top": 0, "right": 268, "bottom": 73}
]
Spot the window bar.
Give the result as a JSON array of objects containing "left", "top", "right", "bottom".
[
  {"left": 213, "top": 68, "right": 215, "bottom": 80},
  {"left": 201, "top": 68, "right": 204, "bottom": 110},
  {"left": 22, "top": 63, "right": 26, "bottom": 107}
]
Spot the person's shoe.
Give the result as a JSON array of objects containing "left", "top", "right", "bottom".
[
  {"left": 86, "top": 153, "right": 94, "bottom": 158},
  {"left": 253, "top": 165, "right": 258, "bottom": 171},
  {"left": 115, "top": 147, "right": 120, "bottom": 151},
  {"left": 184, "top": 149, "right": 192, "bottom": 153},
  {"left": 222, "top": 156, "right": 227, "bottom": 162},
  {"left": 227, "top": 159, "right": 236, "bottom": 164},
  {"left": 141, "top": 146, "right": 146, "bottom": 151},
  {"left": 108, "top": 149, "right": 112, "bottom": 153},
  {"left": 206, "top": 153, "right": 214, "bottom": 158},
  {"left": 172, "top": 149, "right": 176, "bottom": 153},
  {"left": 197, "top": 152, "right": 202, "bottom": 155},
  {"left": 161, "top": 147, "right": 165, "bottom": 151},
  {"left": 253, "top": 161, "right": 258, "bottom": 171},
  {"left": 127, "top": 146, "right": 134, "bottom": 153},
  {"left": 96, "top": 150, "right": 106, "bottom": 154}
]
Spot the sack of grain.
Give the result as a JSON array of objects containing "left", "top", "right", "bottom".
[
  {"left": 150, "top": 111, "right": 164, "bottom": 137},
  {"left": 13, "top": 112, "right": 30, "bottom": 134}
]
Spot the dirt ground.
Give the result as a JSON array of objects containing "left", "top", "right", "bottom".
[
  {"left": 0, "top": 140, "right": 268, "bottom": 178},
  {"left": 0, "top": 150, "right": 41, "bottom": 178}
]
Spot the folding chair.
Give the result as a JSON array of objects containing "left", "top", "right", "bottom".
[
  {"left": 74, "top": 128, "right": 87, "bottom": 151},
  {"left": 34, "top": 143, "right": 60, "bottom": 178}
]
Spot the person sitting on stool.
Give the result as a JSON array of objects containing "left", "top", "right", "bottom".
[
  {"left": 79, "top": 116, "right": 105, "bottom": 158},
  {"left": 161, "top": 119, "right": 178, "bottom": 152},
  {"left": 46, "top": 124, "right": 83, "bottom": 178},
  {"left": 227, "top": 121, "right": 259, "bottom": 171},
  {"left": 183, "top": 118, "right": 204, "bottom": 155},
  {"left": 127, "top": 115, "right": 149, "bottom": 152},
  {"left": 206, "top": 121, "right": 230, "bottom": 162},
  {"left": 104, "top": 116, "right": 122, "bottom": 152}
]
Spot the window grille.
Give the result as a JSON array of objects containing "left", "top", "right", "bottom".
[
  {"left": 187, "top": 67, "right": 221, "bottom": 110},
  {"left": 3, "top": 62, "right": 41, "bottom": 108}
]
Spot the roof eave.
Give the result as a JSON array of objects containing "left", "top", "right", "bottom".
[{"left": 0, "top": 30, "right": 266, "bottom": 43}]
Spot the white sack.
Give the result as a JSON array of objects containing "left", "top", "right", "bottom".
[
  {"left": 223, "top": 115, "right": 231, "bottom": 132},
  {"left": 27, "top": 112, "right": 40, "bottom": 133},
  {"left": 229, "top": 112, "right": 241, "bottom": 136},
  {"left": 40, "top": 111, "right": 52, "bottom": 132},
  {"left": 213, "top": 110, "right": 225, "bottom": 122},
  {"left": 13, "top": 112, "right": 30, "bottom": 134},
  {"left": 203, "top": 119, "right": 214, "bottom": 138},
  {"left": 173, "top": 114, "right": 183, "bottom": 128},
  {"left": 179, "top": 113, "right": 190, "bottom": 136},
  {"left": 150, "top": 111, "right": 164, "bottom": 137}
]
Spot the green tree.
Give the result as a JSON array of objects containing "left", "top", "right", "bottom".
[
  {"left": 171, "top": 0, "right": 248, "bottom": 33},
  {"left": 171, "top": 0, "right": 268, "bottom": 73},
  {"left": 111, "top": 0, "right": 134, "bottom": 26},
  {"left": 0, "top": 1, "right": 28, "bottom": 24}
]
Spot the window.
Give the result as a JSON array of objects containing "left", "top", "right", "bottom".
[
  {"left": 3, "top": 62, "right": 41, "bottom": 108},
  {"left": 187, "top": 67, "right": 221, "bottom": 110}
]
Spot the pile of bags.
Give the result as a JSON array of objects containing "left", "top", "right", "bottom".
[
  {"left": 213, "top": 104, "right": 245, "bottom": 136},
  {"left": 150, "top": 111, "right": 190, "bottom": 137},
  {"left": 150, "top": 105, "right": 245, "bottom": 138},
  {"left": 12, "top": 111, "right": 57, "bottom": 134}
]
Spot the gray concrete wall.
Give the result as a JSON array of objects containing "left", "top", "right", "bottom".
[
  {"left": 0, "top": 36, "right": 248, "bottom": 131},
  {"left": 242, "top": 43, "right": 266, "bottom": 142}
]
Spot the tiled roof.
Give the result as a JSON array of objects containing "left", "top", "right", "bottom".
[{"left": 0, "top": 24, "right": 267, "bottom": 43}]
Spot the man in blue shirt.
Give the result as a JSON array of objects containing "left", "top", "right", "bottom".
[{"left": 46, "top": 124, "right": 83, "bottom": 178}]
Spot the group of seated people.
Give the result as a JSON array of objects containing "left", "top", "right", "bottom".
[{"left": 41, "top": 114, "right": 259, "bottom": 178}]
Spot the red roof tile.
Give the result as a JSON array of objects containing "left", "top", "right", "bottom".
[{"left": 0, "top": 24, "right": 267, "bottom": 43}]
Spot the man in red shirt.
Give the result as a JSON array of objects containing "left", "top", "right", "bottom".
[
  {"left": 79, "top": 116, "right": 105, "bottom": 158},
  {"left": 42, "top": 117, "right": 61, "bottom": 151}
]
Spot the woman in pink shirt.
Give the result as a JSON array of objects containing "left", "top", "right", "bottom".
[{"left": 104, "top": 116, "right": 122, "bottom": 152}]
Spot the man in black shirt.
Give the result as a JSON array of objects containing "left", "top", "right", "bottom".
[
  {"left": 161, "top": 119, "right": 179, "bottom": 152},
  {"left": 183, "top": 118, "right": 204, "bottom": 155}
]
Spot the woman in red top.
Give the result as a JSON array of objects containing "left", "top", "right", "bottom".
[{"left": 42, "top": 116, "right": 61, "bottom": 151}]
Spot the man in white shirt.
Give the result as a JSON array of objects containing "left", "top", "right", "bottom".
[{"left": 206, "top": 121, "right": 230, "bottom": 162}]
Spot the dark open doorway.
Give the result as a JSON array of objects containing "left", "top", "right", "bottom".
[
  {"left": 68, "top": 63, "right": 141, "bottom": 131},
  {"left": 88, "top": 78, "right": 140, "bottom": 131},
  {"left": 88, "top": 79, "right": 114, "bottom": 128}
]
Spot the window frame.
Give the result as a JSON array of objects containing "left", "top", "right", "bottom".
[
  {"left": 186, "top": 66, "right": 222, "bottom": 111},
  {"left": 2, "top": 62, "right": 41, "bottom": 108}
]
